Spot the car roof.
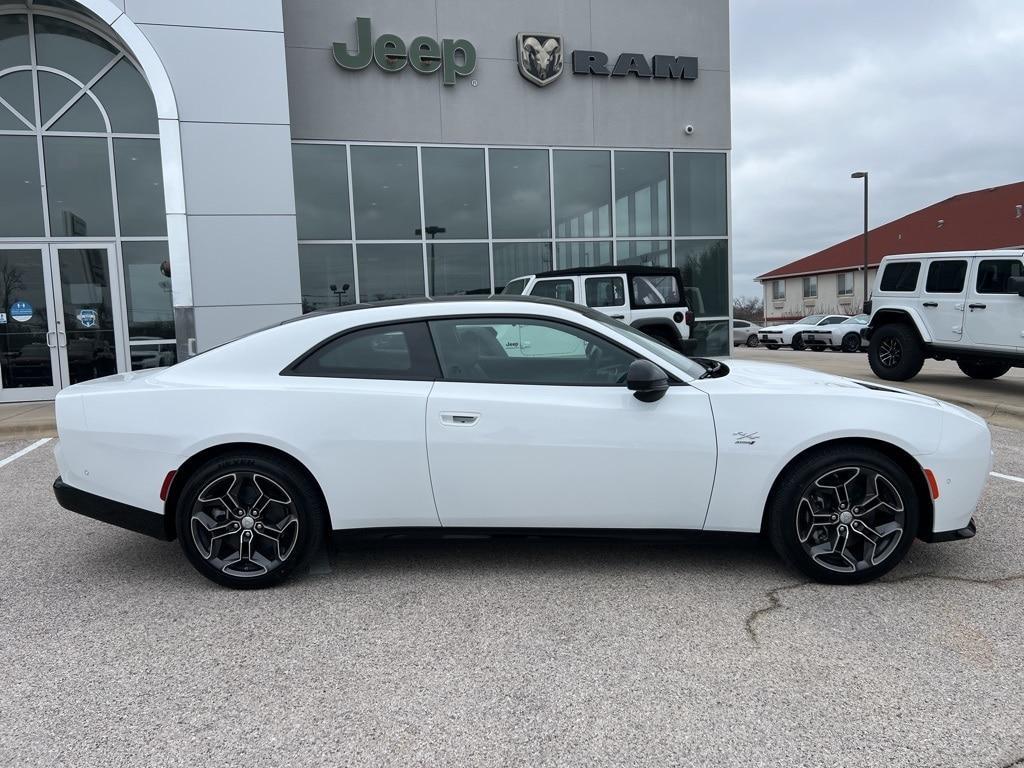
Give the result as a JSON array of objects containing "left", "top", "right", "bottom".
[
  {"left": 530, "top": 265, "right": 684, "bottom": 279},
  {"left": 881, "top": 249, "right": 1024, "bottom": 261}
]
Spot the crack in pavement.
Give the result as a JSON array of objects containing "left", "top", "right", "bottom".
[
  {"left": 745, "top": 571, "right": 1024, "bottom": 646},
  {"left": 998, "top": 758, "right": 1024, "bottom": 768}
]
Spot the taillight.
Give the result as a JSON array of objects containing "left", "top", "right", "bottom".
[
  {"left": 684, "top": 310, "right": 695, "bottom": 327},
  {"left": 160, "top": 470, "right": 177, "bottom": 502}
]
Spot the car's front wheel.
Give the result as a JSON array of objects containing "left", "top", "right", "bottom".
[
  {"left": 791, "top": 333, "right": 806, "bottom": 351},
  {"left": 841, "top": 332, "right": 861, "bottom": 353},
  {"left": 746, "top": 334, "right": 759, "bottom": 347},
  {"left": 868, "top": 323, "right": 925, "bottom": 381},
  {"left": 957, "top": 359, "right": 1012, "bottom": 380},
  {"left": 176, "top": 452, "right": 325, "bottom": 589},
  {"left": 767, "top": 446, "right": 918, "bottom": 584}
]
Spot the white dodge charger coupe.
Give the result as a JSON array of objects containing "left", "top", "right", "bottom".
[{"left": 53, "top": 298, "right": 990, "bottom": 589}]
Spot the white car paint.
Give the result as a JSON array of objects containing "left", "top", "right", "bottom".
[
  {"left": 759, "top": 314, "right": 850, "bottom": 347},
  {"left": 54, "top": 299, "right": 989, "bottom": 542},
  {"left": 802, "top": 315, "right": 869, "bottom": 349}
]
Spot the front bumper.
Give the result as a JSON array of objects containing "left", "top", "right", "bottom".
[
  {"left": 53, "top": 477, "right": 173, "bottom": 541},
  {"left": 919, "top": 518, "right": 977, "bottom": 543}
]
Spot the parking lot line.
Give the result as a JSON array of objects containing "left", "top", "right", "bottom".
[
  {"left": 990, "top": 471, "right": 1024, "bottom": 485},
  {"left": 0, "top": 438, "right": 52, "bottom": 470}
]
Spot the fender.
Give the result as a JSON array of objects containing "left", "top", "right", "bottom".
[{"left": 868, "top": 306, "right": 933, "bottom": 343}]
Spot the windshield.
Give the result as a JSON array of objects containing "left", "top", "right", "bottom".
[
  {"left": 796, "top": 315, "right": 825, "bottom": 325},
  {"left": 846, "top": 315, "right": 869, "bottom": 325},
  {"left": 591, "top": 314, "right": 707, "bottom": 379}
]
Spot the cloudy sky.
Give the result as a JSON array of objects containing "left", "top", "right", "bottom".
[{"left": 729, "top": 0, "right": 1024, "bottom": 300}]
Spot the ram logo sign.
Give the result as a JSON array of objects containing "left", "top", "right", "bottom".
[{"left": 517, "top": 33, "right": 563, "bottom": 87}]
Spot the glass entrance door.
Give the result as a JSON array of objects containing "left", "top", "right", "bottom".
[{"left": 0, "top": 244, "right": 126, "bottom": 402}]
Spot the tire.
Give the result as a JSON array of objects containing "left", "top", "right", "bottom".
[
  {"left": 957, "top": 359, "right": 1012, "bottom": 379},
  {"left": 868, "top": 323, "right": 925, "bottom": 381},
  {"left": 175, "top": 452, "right": 326, "bottom": 589},
  {"left": 791, "top": 333, "right": 806, "bottom": 351},
  {"left": 746, "top": 334, "right": 759, "bottom": 348},
  {"left": 766, "top": 344, "right": 780, "bottom": 350},
  {"left": 841, "top": 333, "right": 861, "bottom": 353},
  {"left": 767, "top": 445, "right": 919, "bottom": 584}
]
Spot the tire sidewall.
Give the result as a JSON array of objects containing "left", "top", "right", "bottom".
[
  {"left": 868, "top": 324, "right": 924, "bottom": 381},
  {"left": 747, "top": 334, "right": 759, "bottom": 347},
  {"left": 792, "top": 333, "right": 806, "bottom": 351},
  {"left": 842, "top": 333, "right": 860, "bottom": 353}
]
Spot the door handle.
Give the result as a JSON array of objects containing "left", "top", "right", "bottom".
[
  {"left": 440, "top": 412, "right": 479, "bottom": 427},
  {"left": 922, "top": 301, "right": 938, "bottom": 308},
  {"left": 46, "top": 331, "right": 57, "bottom": 349},
  {"left": 610, "top": 314, "right": 625, "bottom": 319},
  {"left": 57, "top": 330, "right": 67, "bottom": 347},
  {"left": 968, "top": 303, "right": 987, "bottom": 310}
]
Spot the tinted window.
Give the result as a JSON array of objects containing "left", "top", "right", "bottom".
[
  {"left": 421, "top": 147, "right": 487, "bottom": 239},
  {"left": 428, "top": 242, "right": 490, "bottom": 297},
  {"left": 556, "top": 241, "right": 612, "bottom": 269},
  {"left": 821, "top": 316, "right": 847, "bottom": 325},
  {"left": 976, "top": 259, "right": 1023, "bottom": 294},
  {"left": 292, "top": 143, "right": 350, "bottom": 240},
  {"left": 356, "top": 244, "right": 424, "bottom": 302},
  {"left": 925, "top": 260, "right": 967, "bottom": 293},
  {"left": 113, "top": 138, "right": 165, "bottom": 236},
  {"left": 880, "top": 261, "right": 921, "bottom": 292},
  {"left": 291, "top": 322, "right": 439, "bottom": 379},
  {"left": 632, "top": 274, "right": 681, "bottom": 307},
  {"left": 530, "top": 279, "right": 575, "bottom": 302},
  {"left": 502, "top": 278, "right": 529, "bottom": 296},
  {"left": 493, "top": 242, "right": 552, "bottom": 287},
  {"left": 675, "top": 239, "right": 727, "bottom": 316},
  {"left": 615, "top": 151, "right": 669, "bottom": 237},
  {"left": 553, "top": 150, "right": 611, "bottom": 237},
  {"left": 586, "top": 277, "right": 625, "bottom": 308},
  {"left": 350, "top": 145, "right": 420, "bottom": 240},
  {"left": 489, "top": 149, "right": 550, "bottom": 238},
  {"left": 673, "top": 152, "right": 727, "bottom": 236},
  {"left": 429, "top": 317, "right": 636, "bottom": 385}
]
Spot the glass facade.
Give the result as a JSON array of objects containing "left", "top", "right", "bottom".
[{"left": 293, "top": 143, "right": 730, "bottom": 354}]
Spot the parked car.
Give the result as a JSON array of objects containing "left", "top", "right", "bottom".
[
  {"left": 758, "top": 314, "right": 850, "bottom": 350},
  {"left": 54, "top": 296, "right": 989, "bottom": 589},
  {"left": 802, "top": 315, "right": 869, "bottom": 352},
  {"left": 503, "top": 266, "right": 696, "bottom": 352},
  {"left": 864, "top": 250, "right": 1024, "bottom": 381},
  {"left": 732, "top": 319, "right": 761, "bottom": 347}
]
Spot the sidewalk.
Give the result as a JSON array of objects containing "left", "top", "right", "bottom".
[{"left": 0, "top": 401, "right": 56, "bottom": 439}]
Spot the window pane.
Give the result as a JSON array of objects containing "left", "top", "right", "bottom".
[
  {"left": 292, "top": 322, "right": 439, "bottom": 380},
  {"left": 114, "top": 138, "right": 166, "bottom": 236},
  {"left": 38, "top": 70, "right": 80, "bottom": 126},
  {"left": 585, "top": 276, "right": 625, "bottom": 308},
  {"left": 33, "top": 15, "right": 117, "bottom": 86},
  {"left": 531, "top": 279, "right": 575, "bottom": 302},
  {"left": 298, "top": 244, "right": 354, "bottom": 313},
  {"left": 44, "top": 136, "right": 114, "bottom": 237},
  {"left": 674, "top": 152, "right": 727, "bottom": 236},
  {"left": 802, "top": 276, "right": 817, "bottom": 298},
  {"left": 0, "top": 71, "right": 36, "bottom": 126},
  {"left": 976, "top": 259, "right": 1023, "bottom": 294},
  {"left": 0, "top": 249, "right": 53, "bottom": 388},
  {"left": 130, "top": 342, "right": 177, "bottom": 371},
  {"left": 421, "top": 147, "right": 487, "bottom": 239},
  {"left": 493, "top": 242, "right": 552, "bottom": 288},
  {"left": 925, "top": 260, "right": 967, "bottom": 293},
  {"left": 350, "top": 145, "right": 420, "bottom": 240},
  {"left": 429, "top": 317, "right": 635, "bottom": 384},
  {"left": 554, "top": 150, "right": 610, "bottom": 237},
  {"left": 617, "top": 239, "right": 670, "bottom": 267},
  {"left": 57, "top": 248, "right": 117, "bottom": 384},
  {"left": 357, "top": 243, "right": 424, "bottom": 302},
  {"left": 557, "top": 241, "right": 611, "bottom": 269},
  {"left": 50, "top": 93, "right": 104, "bottom": 132},
  {"left": 292, "top": 144, "right": 350, "bottom": 240},
  {"left": 121, "top": 241, "right": 174, "bottom": 340},
  {"left": 0, "top": 136, "right": 45, "bottom": 237},
  {"left": 91, "top": 58, "right": 158, "bottom": 134},
  {"left": 615, "top": 151, "right": 669, "bottom": 237},
  {"left": 879, "top": 262, "right": 920, "bottom": 292},
  {"left": 675, "top": 239, "right": 728, "bottom": 317},
  {"left": 632, "top": 274, "right": 682, "bottom": 306},
  {"left": 428, "top": 242, "right": 490, "bottom": 297},
  {"left": 689, "top": 319, "right": 730, "bottom": 356},
  {"left": 0, "top": 14, "right": 30, "bottom": 72},
  {"left": 503, "top": 278, "right": 528, "bottom": 296},
  {"left": 489, "top": 148, "right": 550, "bottom": 238}
]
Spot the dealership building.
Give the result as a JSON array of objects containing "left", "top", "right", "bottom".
[{"left": 0, "top": 0, "right": 731, "bottom": 402}]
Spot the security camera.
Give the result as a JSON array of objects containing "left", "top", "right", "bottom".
[{"left": 684, "top": 124, "right": 695, "bottom": 136}]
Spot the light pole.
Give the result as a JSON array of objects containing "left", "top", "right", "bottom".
[
  {"left": 416, "top": 225, "right": 446, "bottom": 295},
  {"left": 851, "top": 171, "right": 869, "bottom": 306}
]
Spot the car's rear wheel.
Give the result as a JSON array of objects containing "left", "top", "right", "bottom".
[
  {"left": 175, "top": 452, "right": 325, "bottom": 589},
  {"left": 841, "top": 332, "right": 861, "bottom": 353},
  {"left": 767, "top": 446, "right": 918, "bottom": 584},
  {"left": 746, "top": 334, "right": 759, "bottom": 347},
  {"left": 868, "top": 323, "right": 925, "bottom": 381},
  {"left": 957, "top": 359, "right": 1012, "bottom": 380},
  {"left": 791, "top": 333, "right": 806, "bottom": 351}
]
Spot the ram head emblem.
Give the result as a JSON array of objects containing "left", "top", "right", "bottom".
[{"left": 517, "top": 33, "right": 563, "bottom": 87}]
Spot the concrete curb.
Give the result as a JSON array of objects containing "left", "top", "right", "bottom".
[{"left": 0, "top": 424, "right": 58, "bottom": 441}]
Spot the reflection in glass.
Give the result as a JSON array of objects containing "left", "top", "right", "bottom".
[
  {"left": 0, "top": 249, "right": 53, "bottom": 389},
  {"left": 618, "top": 240, "right": 671, "bottom": 267},
  {"left": 0, "top": 136, "right": 45, "bottom": 237},
  {"left": 350, "top": 145, "right": 420, "bottom": 240},
  {"left": 50, "top": 93, "right": 105, "bottom": 132},
  {"left": 121, "top": 242, "right": 174, "bottom": 340},
  {"left": 130, "top": 342, "right": 177, "bottom": 371},
  {"left": 0, "top": 70, "right": 36, "bottom": 125},
  {"left": 114, "top": 139, "right": 166, "bottom": 236},
  {"left": 292, "top": 144, "right": 350, "bottom": 240},
  {"left": 33, "top": 15, "right": 116, "bottom": 86},
  {"left": 37, "top": 70, "right": 80, "bottom": 125},
  {"left": 428, "top": 243, "right": 490, "bottom": 296},
  {"left": 91, "top": 58, "right": 158, "bottom": 134},
  {"left": 57, "top": 249, "right": 118, "bottom": 384},
  {"left": 0, "top": 14, "right": 30, "bottom": 72},
  {"left": 675, "top": 239, "right": 728, "bottom": 317},
  {"left": 493, "top": 242, "right": 552, "bottom": 289},
  {"left": 690, "top": 319, "right": 730, "bottom": 357},
  {"left": 554, "top": 150, "right": 611, "bottom": 238},
  {"left": 615, "top": 151, "right": 669, "bottom": 237},
  {"left": 357, "top": 244, "right": 424, "bottom": 302},
  {"left": 489, "top": 149, "right": 550, "bottom": 238},
  {"left": 298, "top": 244, "right": 355, "bottom": 313},
  {"left": 44, "top": 136, "right": 115, "bottom": 236},
  {"left": 674, "top": 153, "right": 727, "bottom": 236},
  {"left": 422, "top": 147, "right": 487, "bottom": 240},
  {"left": 556, "top": 241, "right": 612, "bottom": 269}
]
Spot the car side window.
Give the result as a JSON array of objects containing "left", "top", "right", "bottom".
[
  {"left": 288, "top": 322, "right": 440, "bottom": 380},
  {"left": 428, "top": 317, "right": 637, "bottom": 386},
  {"left": 880, "top": 261, "right": 921, "bottom": 292},
  {"left": 820, "top": 316, "right": 847, "bottom": 325},
  {"left": 530, "top": 279, "right": 575, "bottom": 302},
  {"left": 632, "top": 275, "right": 681, "bottom": 306},
  {"left": 502, "top": 278, "right": 529, "bottom": 296},
  {"left": 976, "top": 259, "right": 1023, "bottom": 294},
  {"left": 925, "top": 260, "right": 968, "bottom": 293},
  {"left": 585, "top": 276, "right": 625, "bottom": 307}
]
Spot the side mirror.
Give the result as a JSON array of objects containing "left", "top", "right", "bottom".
[
  {"left": 626, "top": 359, "right": 669, "bottom": 403},
  {"left": 1008, "top": 276, "right": 1024, "bottom": 297}
]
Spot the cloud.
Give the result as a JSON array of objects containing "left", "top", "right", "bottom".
[{"left": 730, "top": 0, "right": 1024, "bottom": 298}]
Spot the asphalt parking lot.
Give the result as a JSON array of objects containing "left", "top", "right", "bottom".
[{"left": 1, "top": 430, "right": 1023, "bottom": 767}]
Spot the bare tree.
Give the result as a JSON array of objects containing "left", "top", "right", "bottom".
[{"left": 732, "top": 295, "right": 764, "bottom": 322}]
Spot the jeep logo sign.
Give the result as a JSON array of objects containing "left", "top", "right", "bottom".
[{"left": 333, "top": 17, "right": 476, "bottom": 86}]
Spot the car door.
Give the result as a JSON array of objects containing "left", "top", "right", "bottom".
[
  {"left": 583, "top": 275, "right": 631, "bottom": 323},
  {"left": 732, "top": 321, "right": 747, "bottom": 344},
  {"left": 424, "top": 315, "right": 717, "bottom": 529},
  {"left": 922, "top": 258, "right": 968, "bottom": 343},
  {"left": 965, "top": 256, "right": 1024, "bottom": 350}
]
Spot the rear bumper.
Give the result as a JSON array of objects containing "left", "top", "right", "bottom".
[
  {"left": 53, "top": 477, "right": 172, "bottom": 541},
  {"left": 918, "top": 517, "right": 977, "bottom": 543}
]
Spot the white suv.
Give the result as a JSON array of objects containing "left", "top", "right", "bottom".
[{"left": 864, "top": 250, "right": 1024, "bottom": 380}]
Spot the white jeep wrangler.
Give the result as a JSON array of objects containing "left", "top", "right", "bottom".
[
  {"left": 863, "top": 250, "right": 1024, "bottom": 381},
  {"left": 503, "top": 266, "right": 699, "bottom": 351}
]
